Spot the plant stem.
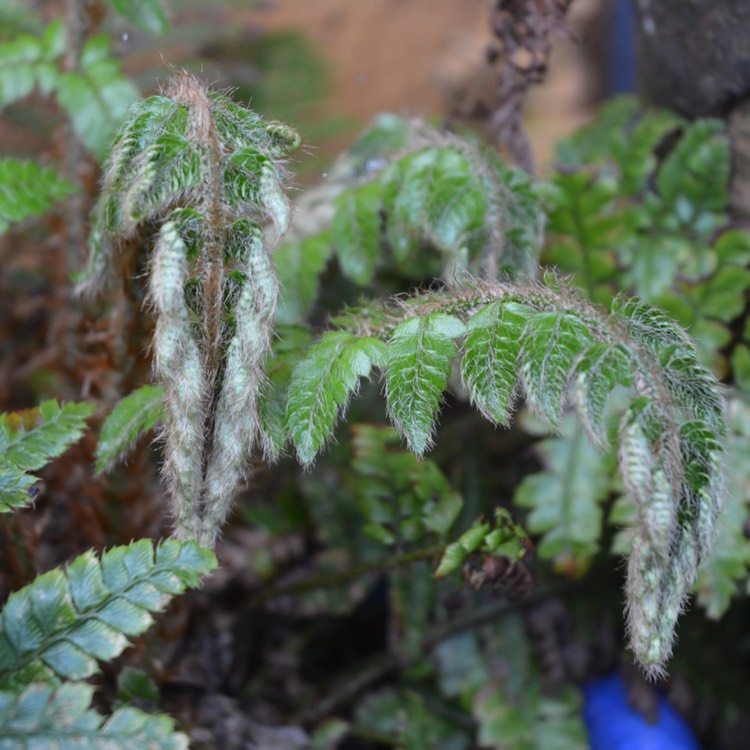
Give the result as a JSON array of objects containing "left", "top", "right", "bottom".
[{"left": 253, "top": 544, "right": 445, "bottom": 604}]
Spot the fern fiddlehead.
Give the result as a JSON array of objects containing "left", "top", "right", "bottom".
[
  {"left": 77, "top": 73, "right": 300, "bottom": 547},
  {"left": 285, "top": 276, "right": 727, "bottom": 676}
]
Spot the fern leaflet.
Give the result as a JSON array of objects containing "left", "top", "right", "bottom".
[
  {"left": 95, "top": 385, "right": 165, "bottom": 475},
  {"left": 385, "top": 313, "right": 465, "bottom": 455},
  {"left": 0, "top": 158, "right": 76, "bottom": 235},
  {"left": 0, "top": 682, "right": 187, "bottom": 749},
  {"left": 286, "top": 332, "right": 386, "bottom": 464},
  {"left": 0, "top": 539, "right": 217, "bottom": 685}
]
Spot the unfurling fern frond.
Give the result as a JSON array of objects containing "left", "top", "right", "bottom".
[
  {"left": 0, "top": 538, "right": 216, "bottom": 686},
  {"left": 80, "top": 73, "right": 300, "bottom": 547},
  {"left": 285, "top": 276, "right": 726, "bottom": 676}
]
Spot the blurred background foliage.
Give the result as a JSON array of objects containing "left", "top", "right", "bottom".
[{"left": 1, "top": 1, "right": 750, "bottom": 749}]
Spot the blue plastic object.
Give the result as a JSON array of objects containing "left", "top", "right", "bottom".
[{"left": 583, "top": 673, "right": 701, "bottom": 750}]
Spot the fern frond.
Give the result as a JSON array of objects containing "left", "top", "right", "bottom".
[
  {"left": 287, "top": 276, "right": 726, "bottom": 674},
  {"left": 105, "top": 0, "right": 169, "bottom": 35},
  {"left": 0, "top": 539, "right": 216, "bottom": 685},
  {"left": 515, "top": 419, "right": 611, "bottom": 562},
  {"left": 259, "top": 326, "right": 313, "bottom": 460},
  {"left": 214, "top": 99, "right": 301, "bottom": 158},
  {"left": 0, "top": 20, "right": 63, "bottom": 106},
  {"left": 0, "top": 461, "right": 38, "bottom": 513},
  {"left": 80, "top": 74, "right": 300, "bottom": 545},
  {"left": 0, "top": 682, "right": 187, "bottom": 749},
  {"left": 56, "top": 35, "right": 139, "bottom": 159},
  {"left": 0, "top": 158, "right": 75, "bottom": 235},
  {"left": 95, "top": 385, "right": 165, "bottom": 475},
  {"left": 287, "top": 332, "right": 386, "bottom": 465},
  {"left": 0, "top": 401, "right": 94, "bottom": 472},
  {"left": 149, "top": 215, "right": 207, "bottom": 539},
  {"left": 385, "top": 313, "right": 465, "bottom": 455}
]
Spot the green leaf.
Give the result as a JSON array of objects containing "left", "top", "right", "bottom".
[
  {"left": 0, "top": 20, "right": 64, "bottom": 106},
  {"left": 275, "top": 233, "right": 333, "bottom": 324},
  {"left": 95, "top": 385, "right": 165, "bottom": 475},
  {"left": 695, "top": 397, "right": 750, "bottom": 617},
  {"left": 574, "top": 342, "right": 633, "bottom": 447},
  {"left": 287, "top": 332, "right": 386, "bottom": 464},
  {"left": 520, "top": 312, "right": 594, "bottom": 428},
  {"left": 0, "top": 158, "right": 76, "bottom": 235},
  {"left": 461, "top": 301, "right": 531, "bottom": 426},
  {"left": 0, "top": 401, "right": 94, "bottom": 472},
  {"left": 0, "top": 461, "right": 38, "bottom": 513},
  {"left": 56, "top": 35, "right": 140, "bottom": 159},
  {"left": 657, "top": 119, "right": 728, "bottom": 214},
  {"left": 731, "top": 344, "right": 750, "bottom": 392},
  {"left": 515, "top": 419, "right": 612, "bottom": 564},
  {"left": 385, "top": 313, "right": 465, "bottom": 455},
  {"left": 0, "top": 682, "right": 188, "bottom": 749},
  {"left": 105, "top": 0, "right": 169, "bottom": 34},
  {"left": 0, "top": 539, "right": 217, "bottom": 684},
  {"left": 332, "top": 182, "right": 382, "bottom": 284}
]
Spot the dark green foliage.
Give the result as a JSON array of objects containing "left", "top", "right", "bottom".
[
  {"left": 434, "top": 619, "right": 588, "bottom": 750},
  {"left": 350, "top": 424, "right": 463, "bottom": 546},
  {"left": 285, "top": 275, "right": 726, "bottom": 674}
]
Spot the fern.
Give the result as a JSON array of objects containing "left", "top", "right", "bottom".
[
  {"left": 0, "top": 682, "right": 187, "bottom": 749},
  {"left": 0, "top": 401, "right": 94, "bottom": 513},
  {"left": 0, "top": 461, "right": 38, "bottom": 514},
  {"left": 80, "top": 73, "right": 300, "bottom": 547},
  {"left": 0, "top": 20, "right": 63, "bottom": 106},
  {"left": 275, "top": 233, "right": 333, "bottom": 324},
  {"left": 274, "top": 115, "right": 543, "bottom": 323},
  {"left": 286, "top": 276, "right": 727, "bottom": 675},
  {"left": 0, "top": 538, "right": 216, "bottom": 686},
  {"left": 95, "top": 385, "right": 165, "bottom": 475},
  {"left": 515, "top": 418, "right": 612, "bottom": 564},
  {"left": 56, "top": 35, "right": 140, "bottom": 159},
  {"left": 286, "top": 332, "right": 386, "bottom": 465},
  {"left": 0, "top": 158, "right": 76, "bottom": 234},
  {"left": 105, "top": 0, "right": 169, "bottom": 35},
  {"left": 385, "top": 313, "right": 465, "bottom": 454}
]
